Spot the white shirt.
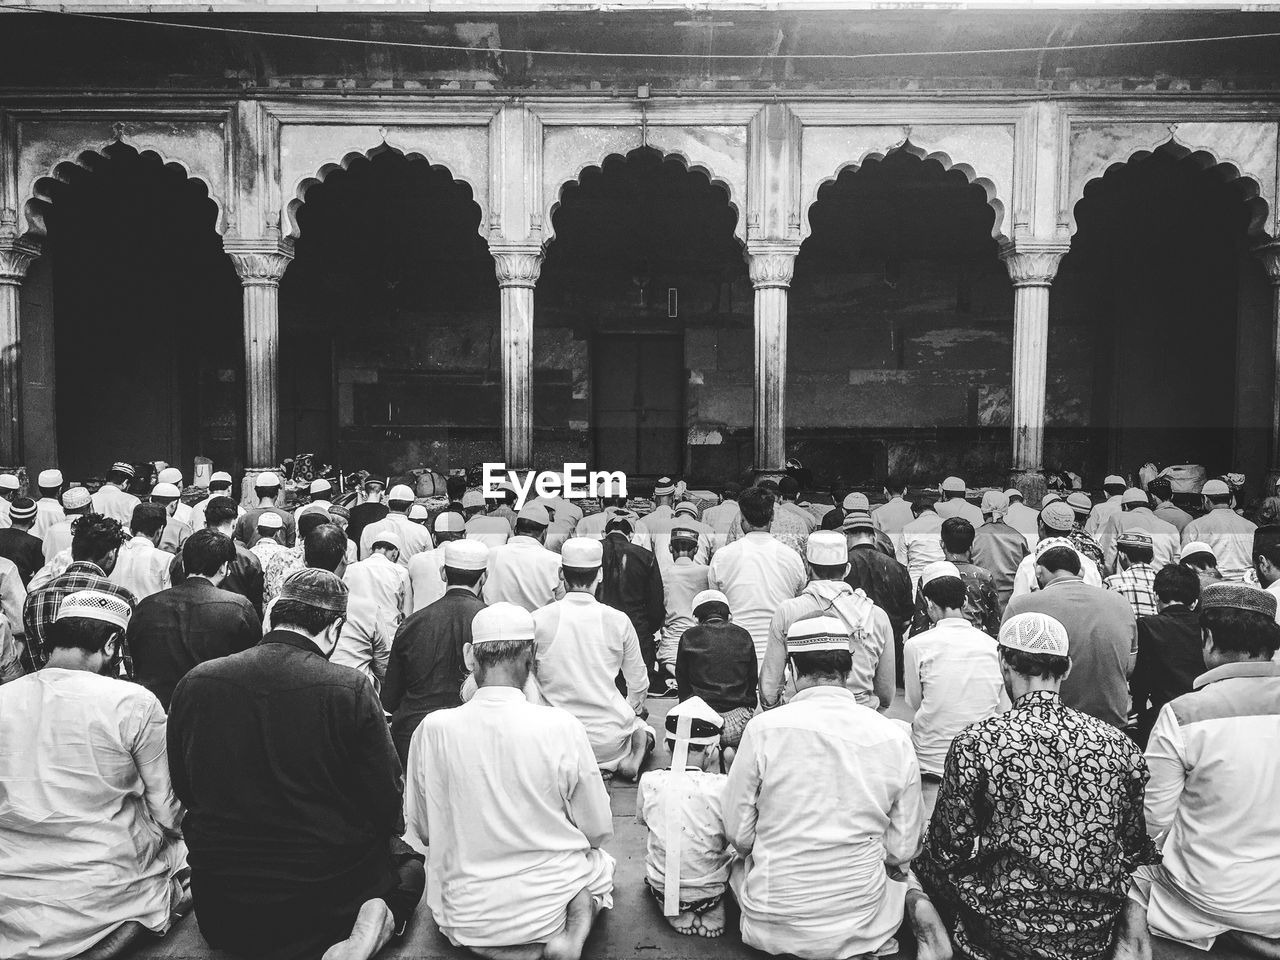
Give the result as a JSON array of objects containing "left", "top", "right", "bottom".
[
  {"left": 404, "top": 685, "right": 615, "bottom": 948},
  {"left": 723, "top": 687, "right": 923, "bottom": 960},
  {"left": 344, "top": 553, "right": 410, "bottom": 644},
  {"left": 528, "top": 495, "right": 583, "bottom": 529},
  {"left": 1084, "top": 495, "right": 1124, "bottom": 539},
  {"left": 534, "top": 592, "right": 648, "bottom": 770},
  {"left": 465, "top": 513, "right": 512, "bottom": 550},
  {"left": 0, "top": 669, "right": 186, "bottom": 960},
  {"left": 903, "top": 618, "right": 1009, "bottom": 776},
  {"left": 702, "top": 501, "right": 741, "bottom": 552},
  {"left": 0, "top": 556, "right": 27, "bottom": 640},
  {"left": 873, "top": 496, "right": 915, "bottom": 558},
  {"left": 936, "top": 497, "right": 984, "bottom": 528},
  {"left": 1004, "top": 500, "right": 1041, "bottom": 551},
  {"left": 0, "top": 498, "right": 9, "bottom": 530},
  {"left": 707, "top": 531, "right": 807, "bottom": 660},
  {"left": 359, "top": 512, "right": 434, "bottom": 565},
  {"left": 1182, "top": 507, "right": 1258, "bottom": 582},
  {"left": 575, "top": 507, "right": 641, "bottom": 542},
  {"left": 108, "top": 535, "right": 171, "bottom": 600},
  {"left": 657, "top": 558, "right": 710, "bottom": 665},
  {"left": 90, "top": 484, "right": 140, "bottom": 527},
  {"left": 1010, "top": 547, "right": 1103, "bottom": 599},
  {"left": 1099, "top": 507, "right": 1180, "bottom": 572},
  {"left": 31, "top": 497, "right": 66, "bottom": 542},
  {"left": 483, "top": 536, "right": 564, "bottom": 612},
  {"left": 636, "top": 769, "right": 732, "bottom": 901},
  {"left": 329, "top": 595, "right": 391, "bottom": 693},
  {"left": 407, "top": 547, "right": 449, "bottom": 614},
  {"left": 901, "top": 511, "right": 944, "bottom": 583},
  {"left": 43, "top": 520, "right": 72, "bottom": 563}
]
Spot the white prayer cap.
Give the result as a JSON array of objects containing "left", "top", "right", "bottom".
[
  {"left": 664, "top": 696, "right": 723, "bottom": 746},
  {"left": 444, "top": 539, "right": 489, "bottom": 571},
  {"left": 1067, "top": 491, "right": 1092, "bottom": 514},
  {"left": 785, "top": 615, "right": 849, "bottom": 655},
  {"left": 151, "top": 483, "right": 181, "bottom": 499},
  {"left": 1202, "top": 479, "right": 1231, "bottom": 497},
  {"left": 842, "top": 492, "right": 870, "bottom": 511},
  {"left": 298, "top": 504, "right": 330, "bottom": 518},
  {"left": 1104, "top": 474, "right": 1126, "bottom": 487},
  {"left": 921, "top": 560, "right": 962, "bottom": 587},
  {"left": 110, "top": 461, "right": 136, "bottom": 478},
  {"left": 471, "top": 601, "right": 535, "bottom": 644},
  {"left": 806, "top": 530, "right": 848, "bottom": 566},
  {"left": 38, "top": 469, "right": 63, "bottom": 487},
  {"left": 941, "top": 476, "right": 966, "bottom": 494},
  {"left": 56, "top": 589, "right": 132, "bottom": 630},
  {"left": 1121, "top": 487, "right": 1148, "bottom": 506},
  {"left": 211, "top": 471, "right": 233, "bottom": 485},
  {"left": 0, "top": 474, "right": 18, "bottom": 491},
  {"left": 1040, "top": 501, "right": 1077, "bottom": 533},
  {"left": 434, "top": 511, "right": 465, "bottom": 533},
  {"left": 1004, "top": 488, "right": 1023, "bottom": 501},
  {"left": 462, "top": 489, "right": 485, "bottom": 509},
  {"left": 1180, "top": 540, "right": 1216, "bottom": 562},
  {"left": 981, "top": 490, "right": 1009, "bottom": 515},
  {"left": 407, "top": 504, "right": 430, "bottom": 521},
  {"left": 517, "top": 503, "right": 550, "bottom": 526},
  {"left": 673, "top": 501, "right": 700, "bottom": 518},
  {"left": 1040, "top": 493, "right": 1061, "bottom": 508},
  {"left": 371, "top": 529, "right": 404, "bottom": 553},
  {"left": 157, "top": 468, "right": 183, "bottom": 485},
  {"left": 257, "top": 512, "right": 284, "bottom": 530},
  {"left": 309, "top": 478, "right": 331, "bottom": 495},
  {"left": 255, "top": 471, "right": 280, "bottom": 488},
  {"left": 1035, "top": 536, "right": 1076, "bottom": 560},
  {"left": 561, "top": 537, "right": 603, "bottom": 568},
  {"left": 388, "top": 484, "right": 415, "bottom": 502},
  {"left": 653, "top": 477, "right": 676, "bottom": 496},
  {"left": 999, "top": 612, "right": 1069, "bottom": 657},
  {"left": 62, "top": 487, "right": 91, "bottom": 510},
  {"left": 691, "top": 589, "right": 729, "bottom": 617}
]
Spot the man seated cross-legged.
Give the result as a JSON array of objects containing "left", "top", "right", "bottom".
[{"left": 405, "top": 601, "right": 616, "bottom": 960}]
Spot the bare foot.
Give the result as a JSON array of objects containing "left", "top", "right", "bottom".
[
  {"left": 615, "top": 726, "right": 655, "bottom": 782},
  {"left": 906, "top": 889, "right": 953, "bottom": 960},
  {"left": 1109, "top": 900, "right": 1152, "bottom": 960},
  {"left": 541, "top": 889, "right": 599, "bottom": 960},
  {"left": 665, "top": 902, "right": 726, "bottom": 938},
  {"left": 322, "top": 899, "right": 395, "bottom": 960}
]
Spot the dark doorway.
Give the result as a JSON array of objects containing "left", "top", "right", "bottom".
[{"left": 593, "top": 333, "right": 684, "bottom": 476}]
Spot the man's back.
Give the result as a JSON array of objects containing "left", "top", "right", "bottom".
[
  {"left": 971, "top": 521, "right": 1028, "bottom": 606},
  {"left": 91, "top": 485, "right": 140, "bottom": 526},
  {"left": 1183, "top": 508, "right": 1257, "bottom": 581},
  {"left": 360, "top": 514, "right": 432, "bottom": 564},
  {"left": 675, "top": 620, "right": 757, "bottom": 713},
  {"left": 936, "top": 498, "right": 984, "bottom": 528},
  {"left": 1004, "top": 578, "right": 1136, "bottom": 727},
  {"left": 110, "top": 536, "right": 170, "bottom": 600},
  {"left": 599, "top": 535, "right": 664, "bottom": 644},
  {"left": 1131, "top": 605, "right": 1203, "bottom": 742},
  {"left": 1004, "top": 500, "right": 1041, "bottom": 550},
  {"left": 464, "top": 513, "right": 511, "bottom": 549},
  {"left": 845, "top": 543, "right": 913, "bottom": 640},
  {"left": 484, "top": 537, "right": 563, "bottom": 612},
  {"left": 1154, "top": 501, "right": 1194, "bottom": 533},
  {"left": 902, "top": 512, "right": 944, "bottom": 580},
  {"left": 707, "top": 532, "right": 807, "bottom": 659},
  {"left": 0, "top": 528, "right": 43, "bottom": 586},
  {"left": 129, "top": 577, "right": 260, "bottom": 709},
  {"left": 235, "top": 506, "right": 296, "bottom": 548}
]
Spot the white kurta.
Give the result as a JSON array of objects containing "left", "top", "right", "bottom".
[
  {"left": 404, "top": 685, "right": 615, "bottom": 948},
  {"left": 707, "top": 531, "right": 807, "bottom": 660},
  {"left": 0, "top": 669, "right": 187, "bottom": 960},
  {"left": 533, "top": 592, "right": 648, "bottom": 770},
  {"left": 935, "top": 497, "right": 985, "bottom": 528},
  {"left": 1182, "top": 507, "right": 1258, "bottom": 582},
  {"left": 407, "top": 547, "right": 448, "bottom": 613},
  {"left": 90, "top": 484, "right": 140, "bottom": 527},
  {"left": 465, "top": 514, "right": 512, "bottom": 549},
  {"left": 702, "top": 501, "right": 741, "bottom": 553},
  {"left": 1098, "top": 507, "right": 1180, "bottom": 572},
  {"left": 108, "top": 535, "right": 171, "bottom": 600},
  {"left": 359, "top": 512, "right": 434, "bottom": 564},
  {"left": 1004, "top": 500, "right": 1041, "bottom": 551},
  {"left": 31, "top": 497, "right": 66, "bottom": 542},
  {"left": 1010, "top": 547, "right": 1103, "bottom": 599},
  {"left": 1084, "top": 495, "right": 1124, "bottom": 539},
  {"left": 657, "top": 558, "right": 710, "bottom": 666},
  {"left": 873, "top": 496, "right": 915, "bottom": 559},
  {"left": 0, "top": 556, "right": 26, "bottom": 640},
  {"left": 636, "top": 769, "right": 733, "bottom": 901},
  {"left": 723, "top": 686, "right": 923, "bottom": 960},
  {"left": 344, "top": 553, "right": 410, "bottom": 643},
  {"left": 483, "top": 536, "right": 565, "bottom": 612},
  {"left": 901, "top": 511, "right": 945, "bottom": 581},
  {"left": 42, "top": 520, "right": 72, "bottom": 563},
  {"left": 328, "top": 594, "right": 391, "bottom": 693}
]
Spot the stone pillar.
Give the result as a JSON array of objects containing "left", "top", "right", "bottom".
[
  {"left": 0, "top": 236, "right": 40, "bottom": 475},
  {"left": 226, "top": 239, "right": 293, "bottom": 496},
  {"left": 493, "top": 246, "right": 542, "bottom": 471},
  {"left": 748, "top": 243, "right": 799, "bottom": 476},
  {"left": 1001, "top": 241, "right": 1068, "bottom": 501},
  {"left": 1255, "top": 242, "right": 1280, "bottom": 493}
]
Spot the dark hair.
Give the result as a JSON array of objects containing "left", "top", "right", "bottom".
[
  {"left": 209, "top": 478, "right": 233, "bottom": 493},
  {"left": 1182, "top": 552, "right": 1218, "bottom": 572},
  {"left": 183, "top": 529, "right": 236, "bottom": 577},
  {"left": 130, "top": 502, "right": 167, "bottom": 537},
  {"left": 1117, "top": 541, "right": 1155, "bottom": 565},
  {"left": 941, "top": 517, "right": 976, "bottom": 554},
  {"left": 912, "top": 492, "right": 939, "bottom": 516},
  {"left": 738, "top": 486, "right": 775, "bottom": 528},
  {"left": 562, "top": 564, "right": 599, "bottom": 590},
  {"left": 47, "top": 616, "right": 120, "bottom": 654},
  {"left": 999, "top": 645, "right": 1070, "bottom": 680},
  {"left": 1104, "top": 481, "right": 1127, "bottom": 496},
  {"left": 204, "top": 496, "right": 239, "bottom": 529},
  {"left": 254, "top": 483, "right": 280, "bottom": 500},
  {"left": 1200, "top": 606, "right": 1280, "bottom": 658},
  {"left": 444, "top": 565, "right": 485, "bottom": 588},
  {"left": 788, "top": 649, "right": 852, "bottom": 681},
  {"left": 270, "top": 598, "right": 341, "bottom": 634},
  {"left": 106, "top": 469, "right": 133, "bottom": 487},
  {"left": 1147, "top": 477, "right": 1172, "bottom": 501},
  {"left": 923, "top": 575, "right": 967, "bottom": 611},
  {"left": 8, "top": 497, "right": 34, "bottom": 522},
  {"left": 514, "top": 518, "right": 545, "bottom": 537},
  {"left": 722, "top": 483, "right": 740, "bottom": 500},
  {"left": 38, "top": 484, "right": 60, "bottom": 499},
  {"left": 1254, "top": 525, "right": 1280, "bottom": 569},
  {"left": 472, "top": 638, "right": 535, "bottom": 674},
  {"left": 1153, "top": 564, "right": 1200, "bottom": 606},
  {"left": 809, "top": 561, "right": 846, "bottom": 581},
  {"left": 778, "top": 476, "right": 800, "bottom": 500},
  {"left": 298, "top": 512, "right": 330, "bottom": 539},
  {"left": 71, "top": 513, "right": 126, "bottom": 563},
  {"left": 304, "top": 525, "right": 348, "bottom": 572},
  {"left": 443, "top": 475, "right": 464, "bottom": 498},
  {"left": 885, "top": 475, "right": 906, "bottom": 494},
  {"left": 1207, "top": 493, "right": 1233, "bottom": 507},
  {"left": 1037, "top": 546, "right": 1081, "bottom": 576}
]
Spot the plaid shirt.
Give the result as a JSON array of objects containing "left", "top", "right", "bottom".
[
  {"left": 20, "top": 561, "right": 138, "bottom": 676},
  {"left": 1105, "top": 563, "right": 1159, "bottom": 618}
]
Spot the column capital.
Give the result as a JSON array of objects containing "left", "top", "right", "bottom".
[
  {"left": 1253, "top": 240, "right": 1280, "bottom": 285},
  {"left": 746, "top": 241, "right": 801, "bottom": 289},
  {"left": 0, "top": 237, "right": 42, "bottom": 286},
  {"left": 491, "top": 244, "right": 544, "bottom": 289},
  {"left": 999, "top": 239, "right": 1070, "bottom": 288},
  {"left": 226, "top": 237, "right": 295, "bottom": 286}
]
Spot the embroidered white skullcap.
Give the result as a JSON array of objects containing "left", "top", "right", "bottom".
[
  {"left": 309, "top": 478, "right": 331, "bottom": 495},
  {"left": 370, "top": 529, "right": 403, "bottom": 552},
  {"left": 110, "top": 461, "right": 136, "bottom": 478},
  {"left": 517, "top": 503, "right": 550, "bottom": 526},
  {"left": 434, "top": 511, "right": 465, "bottom": 533},
  {"left": 664, "top": 696, "right": 723, "bottom": 746},
  {"left": 462, "top": 489, "right": 485, "bottom": 509},
  {"left": 444, "top": 539, "right": 489, "bottom": 571},
  {"left": 1066, "top": 491, "right": 1092, "bottom": 513},
  {"left": 653, "top": 477, "right": 676, "bottom": 496},
  {"left": 1040, "top": 501, "right": 1077, "bottom": 533},
  {"left": 1179, "top": 540, "right": 1216, "bottom": 562},
  {"left": 842, "top": 491, "right": 870, "bottom": 511},
  {"left": 151, "top": 483, "right": 180, "bottom": 499},
  {"left": 256, "top": 511, "right": 284, "bottom": 530},
  {"left": 1041, "top": 493, "right": 1061, "bottom": 508},
  {"left": 921, "top": 560, "right": 962, "bottom": 587},
  {"left": 1035, "top": 536, "right": 1077, "bottom": 559},
  {"left": 561, "top": 537, "right": 603, "bottom": 568},
  {"left": 1121, "top": 487, "right": 1148, "bottom": 506},
  {"left": 1202, "top": 479, "right": 1231, "bottom": 497},
  {"left": 211, "top": 471, "right": 233, "bottom": 485},
  {"left": 38, "top": 469, "right": 63, "bottom": 487},
  {"left": 785, "top": 615, "right": 849, "bottom": 655},
  {"left": 999, "top": 611, "right": 1069, "bottom": 657},
  {"left": 691, "top": 589, "right": 729, "bottom": 616},
  {"left": 806, "top": 530, "right": 848, "bottom": 566},
  {"left": 981, "top": 490, "right": 1009, "bottom": 514},
  {"left": 388, "top": 484, "right": 415, "bottom": 502},
  {"left": 407, "top": 503, "right": 430, "bottom": 520},
  {"left": 1004, "top": 488, "right": 1023, "bottom": 501},
  {"left": 157, "top": 468, "right": 183, "bottom": 485},
  {"left": 941, "top": 476, "right": 966, "bottom": 493},
  {"left": 673, "top": 500, "right": 700, "bottom": 517},
  {"left": 0, "top": 474, "right": 18, "bottom": 491},
  {"left": 1104, "top": 474, "right": 1126, "bottom": 487},
  {"left": 62, "top": 487, "right": 91, "bottom": 510},
  {"left": 56, "top": 589, "right": 132, "bottom": 630},
  {"left": 255, "top": 471, "right": 280, "bottom": 488},
  {"left": 471, "top": 601, "right": 535, "bottom": 644}
]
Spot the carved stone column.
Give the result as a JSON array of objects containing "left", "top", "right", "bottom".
[
  {"left": 0, "top": 235, "right": 40, "bottom": 473},
  {"left": 226, "top": 238, "right": 293, "bottom": 494},
  {"left": 1255, "top": 241, "right": 1280, "bottom": 492},
  {"left": 748, "top": 242, "right": 799, "bottom": 475},
  {"left": 1001, "top": 240, "right": 1069, "bottom": 501},
  {"left": 493, "top": 245, "right": 542, "bottom": 470}
]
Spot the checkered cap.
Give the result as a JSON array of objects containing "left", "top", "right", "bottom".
[
  {"left": 56, "top": 589, "right": 132, "bottom": 629},
  {"left": 1200, "top": 582, "right": 1278, "bottom": 619},
  {"left": 999, "top": 612, "right": 1069, "bottom": 657}
]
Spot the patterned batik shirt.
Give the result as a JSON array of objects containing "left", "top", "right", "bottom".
[
  {"left": 1068, "top": 529, "right": 1106, "bottom": 573},
  {"left": 262, "top": 545, "right": 305, "bottom": 606},
  {"left": 916, "top": 690, "right": 1159, "bottom": 960},
  {"left": 20, "top": 562, "right": 138, "bottom": 677},
  {"left": 1104, "top": 563, "right": 1159, "bottom": 618}
]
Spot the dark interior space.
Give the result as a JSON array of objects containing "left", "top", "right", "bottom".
[
  {"left": 40, "top": 142, "right": 240, "bottom": 482},
  {"left": 789, "top": 148, "right": 1010, "bottom": 486},
  {"left": 1054, "top": 144, "right": 1269, "bottom": 483},
  {"left": 280, "top": 148, "right": 496, "bottom": 475},
  {"left": 537, "top": 147, "right": 746, "bottom": 478}
]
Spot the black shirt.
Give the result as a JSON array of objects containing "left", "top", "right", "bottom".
[
  {"left": 0, "top": 528, "right": 44, "bottom": 586},
  {"left": 599, "top": 533, "right": 665, "bottom": 643},
  {"left": 846, "top": 543, "right": 914, "bottom": 640},
  {"left": 169, "top": 542, "right": 265, "bottom": 617},
  {"left": 346, "top": 502, "right": 390, "bottom": 551},
  {"left": 675, "top": 618, "right": 758, "bottom": 713},
  {"left": 1130, "top": 603, "right": 1205, "bottom": 746}
]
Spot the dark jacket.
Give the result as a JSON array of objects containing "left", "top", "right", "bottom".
[
  {"left": 167, "top": 631, "right": 403, "bottom": 957},
  {"left": 675, "top": 618, "right": 758, "bottom": 713},
  {"left": 128, "top": 577, "right": 261, "bottom": 709},
  {"left": 382, "top": 586, "right": 486, "bottom": 766},
  {"left": 845, "top": 543, "right": 914, "bottom": 642},
  {"left": 1131, "top": 604, "right": 1205, "bottom": 746},
  {"left": 599, "top": 532, "right": 665, "bottom": 646},
  {"left": 169, "top": 542, "right": 265, "bottom": 617},
  {"left": 0, "top": 528, "right": 44, "bottom": 586}
]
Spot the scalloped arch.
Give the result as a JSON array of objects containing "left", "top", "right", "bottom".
[
  {"left": 802, "top": 140, "right": 1007, "bottom": 244},
  {"left": 286, "top": 143, "right": 485, "bottom": 241},
  {"left": 544, "top": 146, "right": 745, "bottom": 251},
  {"left": 1070, "top": 137, "right": 1271, "bottom": 241},
  {"left": 23, "top": 138, "right": 225, "bottom": 242}
]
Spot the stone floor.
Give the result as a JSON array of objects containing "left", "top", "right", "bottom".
[{"left": 134, "top": 694, "right": 1250, "bottom": 960}]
